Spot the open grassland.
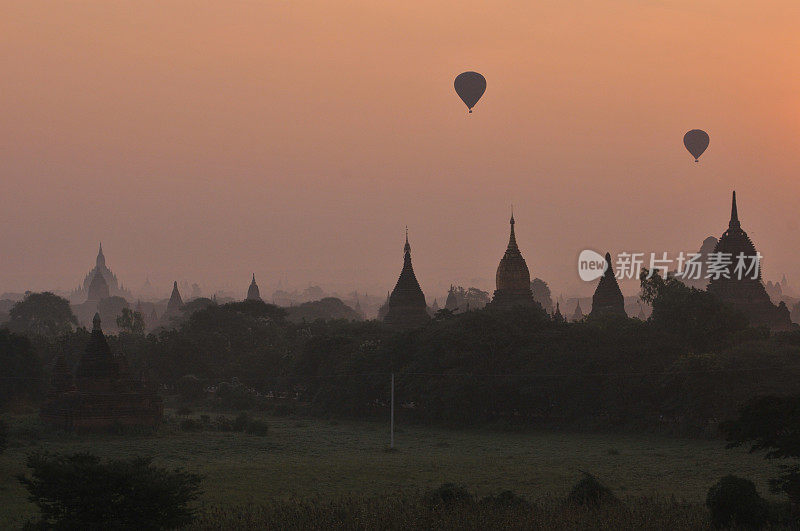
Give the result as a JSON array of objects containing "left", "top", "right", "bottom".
[{"left": 0, "top": 412, "right": 782, "bottom": 528}]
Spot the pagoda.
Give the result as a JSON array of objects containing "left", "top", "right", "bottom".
[
  {"left": 570, "top": 300, "right": 585, "bottom": 322},
  {"left": 383, "top": 229, "right": 430, "bottom": 328},
  {"left": 246, "top": 274, "right": 262, "bottom": 301},
  {"left": 589, "top": 253, "right": 627, "bottom": 318},
  {"left": 490, "top": 211, "right": 536, "bottom": 309},
  {"left": 74, "top": 243, "right": 132, "bottom": 302},
  {"left": 40, "top": 314, "right": 162, "bottom": 431},
  {"left": 706, "top": 191, "right": 791, "bottom": 331},
  {"left": 165, "top": 281, "right": 184, "bottom": 317}
]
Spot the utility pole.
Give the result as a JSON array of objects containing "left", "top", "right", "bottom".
[{"left": 390, "top": 372, "right": 395, "bottom": 449}]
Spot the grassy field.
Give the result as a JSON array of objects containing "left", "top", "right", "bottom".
[{"left": 0, "top": 411, "right": 782, "bottom": 528}]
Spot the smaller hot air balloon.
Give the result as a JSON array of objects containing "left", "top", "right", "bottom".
[
  {"left": 454, "top": 71, "right": 486, "bottom": 113},
  {"left": 683, "top": 129, "right": 710, "bottom": 162}
]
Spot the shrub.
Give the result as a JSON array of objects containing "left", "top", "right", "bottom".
[
  {"left": 233, "top": 412, "right": 250, "bottom": 432},
  {"left": 422, "top": 483, "right": 473, "bottom": 507},
  {"left": 566, "top": 473, "right": 618, "bottom": 506},
  {"left": 216, "top": 415, "right": 235, "bottom": 432},
  {"left": 18, "top": 452, "right": 202, "bottom": 529},
  {"left": 176, "top": 375, "right": 205, "bottom": 402},
  {"left": 706, "top": 475, "right": 768, "bottom": 528},
  {"left": 180, "top": 418, "right": 205, "bottom": 432},
  {"left": 481, "top": 490, "right": 529, "bottom": 509},
  {"left": 244, "top": 418, "right": 269, "bottom": 436}
]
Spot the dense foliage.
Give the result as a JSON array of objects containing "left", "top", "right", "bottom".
[
  {"left": 3, "top": 278, "right": 800, "bottom": 435},
  {"left": 721, "top": 394, "right": 800, "bottom": 505},
  {"left": 705, "top": 475, "right": 768, "bottom": 528},
  {"left": 0, "top": 329, "right": 43, "bottom": 407},
  {"left": 7, "top": 293, "right": 77, "bottom": 339},
  {"left": 18, "top": 452, "right": 203, "bottom": 529}
]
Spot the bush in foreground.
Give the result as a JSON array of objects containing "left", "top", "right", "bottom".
[
  {"left": 18, "top": 452, "right": 203, "bottom": 529},
  {"left": 187, "top": 496, "right": 708, "bottom": 529},
  {"left": 422, "top": 483, "right": 473, "bottom": 508},
  {"left": 706, "top": 475, "right": 768, "bottom": 529},
  {"left": 567, "top": 472, "right": 618, "bottom": 507}
]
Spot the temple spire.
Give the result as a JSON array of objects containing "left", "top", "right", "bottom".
[
  {"left": 96, "top": 242, "right": 106, "bottom": 268},
  {"left": 729, "top": 190, "right": 740, "bottom": 229},
  {"left": 507, "top": 209, "right": 518, "bottom": 251},
  {"left": 404, "top": 226, "right": 410, "bottom": 254}
]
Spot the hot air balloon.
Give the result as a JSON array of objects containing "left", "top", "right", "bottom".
[
  {"left": 683, "top": 129, "right": 710, "bottom": 162},
  {"left": 454, "top": 71, "right": 486, "bottom": 113}
]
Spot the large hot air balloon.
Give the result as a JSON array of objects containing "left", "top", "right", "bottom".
[
  {"left": 683, "top": 129, "right": 710, "bottom": 162},
  {"left": 454, "top": 71, "right": 486, "bottom": 113}
]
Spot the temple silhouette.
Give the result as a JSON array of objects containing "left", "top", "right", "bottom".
[
  {"left": 246, "top": 274, "right": 262, "bottom": 301},
  {"left": 589, "top": 252, "right": 627, "bottom": 318},
  {"left": 706, "top": 191, "right": 791, "bottom": 331},
  {"left": 489, "top": 212, "right": 536, "bottom": 310},
  {"left": 40, "top": 314, "right": 162, "bottom": 431},
  {"left": 382, "top": 229, "right": 430, "bottom": 328},
  {"left": 71, "top": 243, "right": 132, "bottom": 302}
]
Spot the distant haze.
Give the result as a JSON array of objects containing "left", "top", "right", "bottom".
[{"left": 3, "top": 1, "right": 800, "bottom": 299}]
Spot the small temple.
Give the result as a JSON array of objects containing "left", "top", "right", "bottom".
[
  {"left": 246, "top": 274, "right": 262, "bottom": 301},
  {"left": 40, "top": 313, "right": 162, "bottom": 431},
  {"left": 490, "top": 211, "right": 536, "bottom": 310},
  {"left": 383, "top": 229, "right": 430, "bottom": 328},
  {"left": 589, "top": 253, "right": 627, "bottom": 318},
  {"left": 706, "top": 191, "right": 791, "bottom": 331}
]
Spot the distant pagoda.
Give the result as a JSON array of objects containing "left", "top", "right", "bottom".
[
  {"left": 570, "top": 300, "right": 584, "bottom": 322},
  {"left": 74, "top": 243, "right": 132, "bottom": 302},
  {"left": 86, "top": 268, "right": 110, "bottom": 302},
  {"left": 706, "top": 191, "right": 791, "bottom": 331},
  {"left": 383, "top": 229, "right": 430, "bottom": 328},
  {"left": 40, "top": 313, "right": 162, "bottom": 431},
  {"left": 490, "top": 211, "right": 535, "bottom": 310},
  {"left": 165, "top": 281, "right": 184, "bottom": 317},
  {"left": 246, "top": 274, "right": 262, "bottom": 301},
  {"left": 589, "top": 253, "right": 627, "bottom": 318}
]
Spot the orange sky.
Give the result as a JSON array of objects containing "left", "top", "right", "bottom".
[{"left": 3, "top": 1, "right": 800, "bottom": 300}]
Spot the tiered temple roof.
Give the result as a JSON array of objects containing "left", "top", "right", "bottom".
[
  {"left": 589, "top": 253, "right": 627, "bottom": 318},
  {"left": 41, "top": 314, "right": 162, "bottom": 431},
  {"left": 490, "top": 213, "right": 535, "bottom": 310},
  {"left": 165, "top": 281, "right": 184, "bottom": 316},
  {"left": 383, "top": 230, "right": 430, "bottom": 328},
  {"left": 707, "top": 191, "right": 791, "bottom": 331},
  {"left": 246, "top": 274, "right": 262, "bottom": 301},
  {"left": 75, "top": 243, "right": 132, "bottom": 301}
]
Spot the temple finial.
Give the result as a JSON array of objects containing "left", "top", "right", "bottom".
[
  {"left": 510, "top": 204, "right": 515, "bottom": 224},
  {"left": 729, "top": 190, "right": 740, "bottom": 229},
  {"left": 404, "top": 227, "right": 411, "bottom": 254}
]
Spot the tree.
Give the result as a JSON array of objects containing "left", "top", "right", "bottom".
[
  {"left": 531, "top": 278, "right": 554, "bottom": 314},
  {"left": 721, "top": 394, "right": 800, "bottom": 507},
  {"left": 19, "top": 452, "right": 203, "bottom": 529},
  {"left": 8, "top": 292, "right": 77, "bottom": 338},
  {"left": 639, "top": 270, "right": 748, "bottom": 351},
  {"left": 116, "top": 308, "right": 145, "bottom": 335},
  {"left": 0, "top": 329, "right": 44, "bottom": 406}
]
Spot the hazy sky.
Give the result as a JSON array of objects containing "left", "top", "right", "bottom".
[{"left": 3, "top": 1, "right": 800, "bottom": 300}]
